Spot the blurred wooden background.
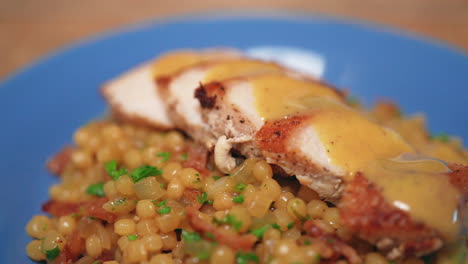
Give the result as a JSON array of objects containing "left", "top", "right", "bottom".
[{"left": 1, "top": 0, "right": 467, "bottom": 79}]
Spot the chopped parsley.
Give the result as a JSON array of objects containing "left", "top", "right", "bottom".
[
  {"left": 45, "top": 246, "right": 60, "bottom": 261},
  {"left": 197, "top": 251, "right": 211, "bottom": 260},
  {"left": 127, "top": 234, "right": 138, "bottom": 241},
  {"left": 327, "top": 238, "right": 334, "bottom": 244},
  {"left": 205, "top": 232, "right": 215, "bottom": 239},
  {"left": 346, "top": 96, "right": 360, "bottom": 106},
  {"left": 304, "top": 239, "right": 311, "bottom": 245},
  {"left": 213, "top": 214, "right": 242, "bottom": 231},
  {"left": 181, "top": 153, "right": 188, "bottom": 161},
  {"left": 287, "top": 222, "right": 294, "bottom": 229},
  {"left": 213, "top": 175, "right": 221, "bottom": 181},
  {"left": 271, "top": 223, "right": 281, "bottom": 230},
  {"left": 156, "top": 200, "right": 167, "bottom": 206},
  {"left": 234, "top": 183, "right": 247, "bottom": 192},
  {"left": 130, "top": 164, "right": 162, "bottom": 182},
  {"left": 232, "top": 195, "right": 245, "bottom": 204},
  {"left": 197, "top": 192, "right": 209, "bottom": 204},
  {"left": 92, "top": 261, "right": 101, "bottom": 264},
  {"left": 313, "top": 254, "right": 322, "bottom": 264},
  {"left": 157, "top": 206, "right": 171, "bottom": 215},
  {"left": 433, "top": 133, "right": 449, "bottom": 143},
  {"left": 156, "top": 151, "right": 171, "bottom": 162},
  {"left": 249, "top": 225, "right": 271, "bottom": 239},
  {"left": 236, "top": 252, "right": 259, "bottom": 264},
  {"left": 85, "top": 183, "right": 105, "bottom": 197},
  {"left": 182, "top": 230, "right": 202, "bottom": 242},
  {"left": 104, "top": 160, "right": 128, "bottom": 180}
]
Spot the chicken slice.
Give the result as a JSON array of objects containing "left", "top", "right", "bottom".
[
  {"left": 196, "top": 74, "right": 352, "bottom": 186},
  {"left": 102, "top": 49, "right": 241, "bottom": 129},
  {"left": 158, "top": 59, "right": 291, "bottom": 147},
  {"left": 195, "top": 75, "right": 463, "bottom": 258},
  {"left": 102, "top": 62, "right": 172, "bottom": 129}
]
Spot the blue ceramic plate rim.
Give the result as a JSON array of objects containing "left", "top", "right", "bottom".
[{"left": 1, "top": 11, "right": 467, "bottom": 263}]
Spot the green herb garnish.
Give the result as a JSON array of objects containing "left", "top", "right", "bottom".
[
  {"left": 271, "top": 223, "right": 281, "bottom": 230},
  {"left": 157, "top": 151, "right": 171, "bottom": 162},
  {"left": 249, "top": 225, "right": 271, "bottom": 239},
  {"left": 214, "top": 214, "right": 242, "bottom": 231},
  {"left": 304, "top": 239, "right": 311, "bottom": 245},
  {"left": 45, "top": 246, "right": 60, "bottom": 261},
  {"left": 127, "top": 234, "right": 138, "bottom": 241},
  {"left": 213, "top": 176, "right": 221, "bottom": 181},
  {"left": 236, "top": 252, "right": 259, "bottom": 264},
  {"left": 157, "top": 206, "right": 171, "bottom": 215},
  {"left": 130, "top": 164, "right": 162, "bottom": 182},
  {"left": 234, "top": 183, "right": 247, "bottom": 192},
  {"left": 205, "top": 232, "right": 215, "bottom": 239},
  {"left": 181, "top": 153, "right": 188, "bottom": 161},
  {"left": 197, "top": 251, "right": 211, "bottom": 260},
  {"left": 198, "top": 192, "right": 209, "bottom": 204},
  {"left": 232, "top": 195, "right": 245, "bottom": 204},
  {"left": 287, "top": 222, "right": 294, "bottom": 229},
  {"left": 85, "top": 183, "right": 105, "bottom": 197},
  {"left": 432, "top": 133, "right": 450, "bottom": 143},
  {"left": 182, "top": 230, "right": 202, "bottom": 242},
  {"left": 156, "top": 200, "right": 167, "bottom": 206},
  {"left": 104, "top": 160, "right": 128, "bottom": 180}
]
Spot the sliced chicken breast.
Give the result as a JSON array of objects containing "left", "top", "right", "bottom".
[
  {"left": 102, "top": 62, "right": 172, "bottom": 129},
  {"left": 102, "top": 49, "right": 241, "bottom": 129},
  {"left": 195, "top": 74, "right": 463, "bottom": 258},
  {"left": 158, "top": 59, "right": 291, "bottom": 147}
]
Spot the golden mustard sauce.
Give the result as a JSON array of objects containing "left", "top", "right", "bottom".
[
  {"left": 152, "top": 51, "right": 204, "bottom": 78},
  {"left": 251, "top": 75, "right": 342, "bottom": 121},
  {"left": 363, "top": 158, "right": 460, "bottom": 240},
  {"left": 241, "top": 61, "right": 462, "bottom": 239},
  {"left": 203, "top": 60, "right": 284, "bottom": 83},
  {"left": 302, "top": 99, "right": 413, "bottom": 174}
]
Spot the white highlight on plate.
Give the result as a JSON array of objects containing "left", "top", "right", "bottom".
[{"left": 246, "top": 46, "right": 326, "bottom": 78}]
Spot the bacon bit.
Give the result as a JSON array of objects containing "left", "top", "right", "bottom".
[
  {"left": 81, "top": 197, "right": 116, "bottom": 223},
  {"left": 304, "top": 220, "right": 361, "bottom": 264},
  {"left": 186, "top": 207, "right": 256, "bottom": 251},
  {"left": 448, "top": 163, "right": 468, "bottom": 196},
  {"left": 42, "top": 198, "right": 116, "bottom": 223},
  {"left": 46, "top": 145, "right": 74, "bottom": 176},
  {"left": 42, "top": 200, "right": 80, "bottom": 217},
  {"left": 97, "top": 250, "right": 115, "bottom": 261},
  {"left": 54, "top": 247, "right": 72, "bottom": 264},
  {"left": 180, "top": 189, "right": 202, "bottom": 209},
  {"left": 66, "top": 231, "right": 84, "bottom": 261},
  {"left": 183, "top": 144, "right": 210, "bottom": 175}
]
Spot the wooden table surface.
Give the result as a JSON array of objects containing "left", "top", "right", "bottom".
[{"left": 1, "top": 0, "right": 467, "bottom": 80}]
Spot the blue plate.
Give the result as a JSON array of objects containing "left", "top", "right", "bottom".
[{"left": 1, "top": 12, "right": 467, "bottom": 263}]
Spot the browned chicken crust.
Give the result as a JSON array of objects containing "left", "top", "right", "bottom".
[{"left": 338, "top": 173, "right": 445, "bottom": 259}]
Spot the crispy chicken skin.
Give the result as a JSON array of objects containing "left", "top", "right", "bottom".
[{"left": 338, "top": 173, "right": 444, "bottom": 259}]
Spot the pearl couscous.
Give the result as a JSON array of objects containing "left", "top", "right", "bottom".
[{"left": 25, "top": 109, "right": 466, "bottom": 264}]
